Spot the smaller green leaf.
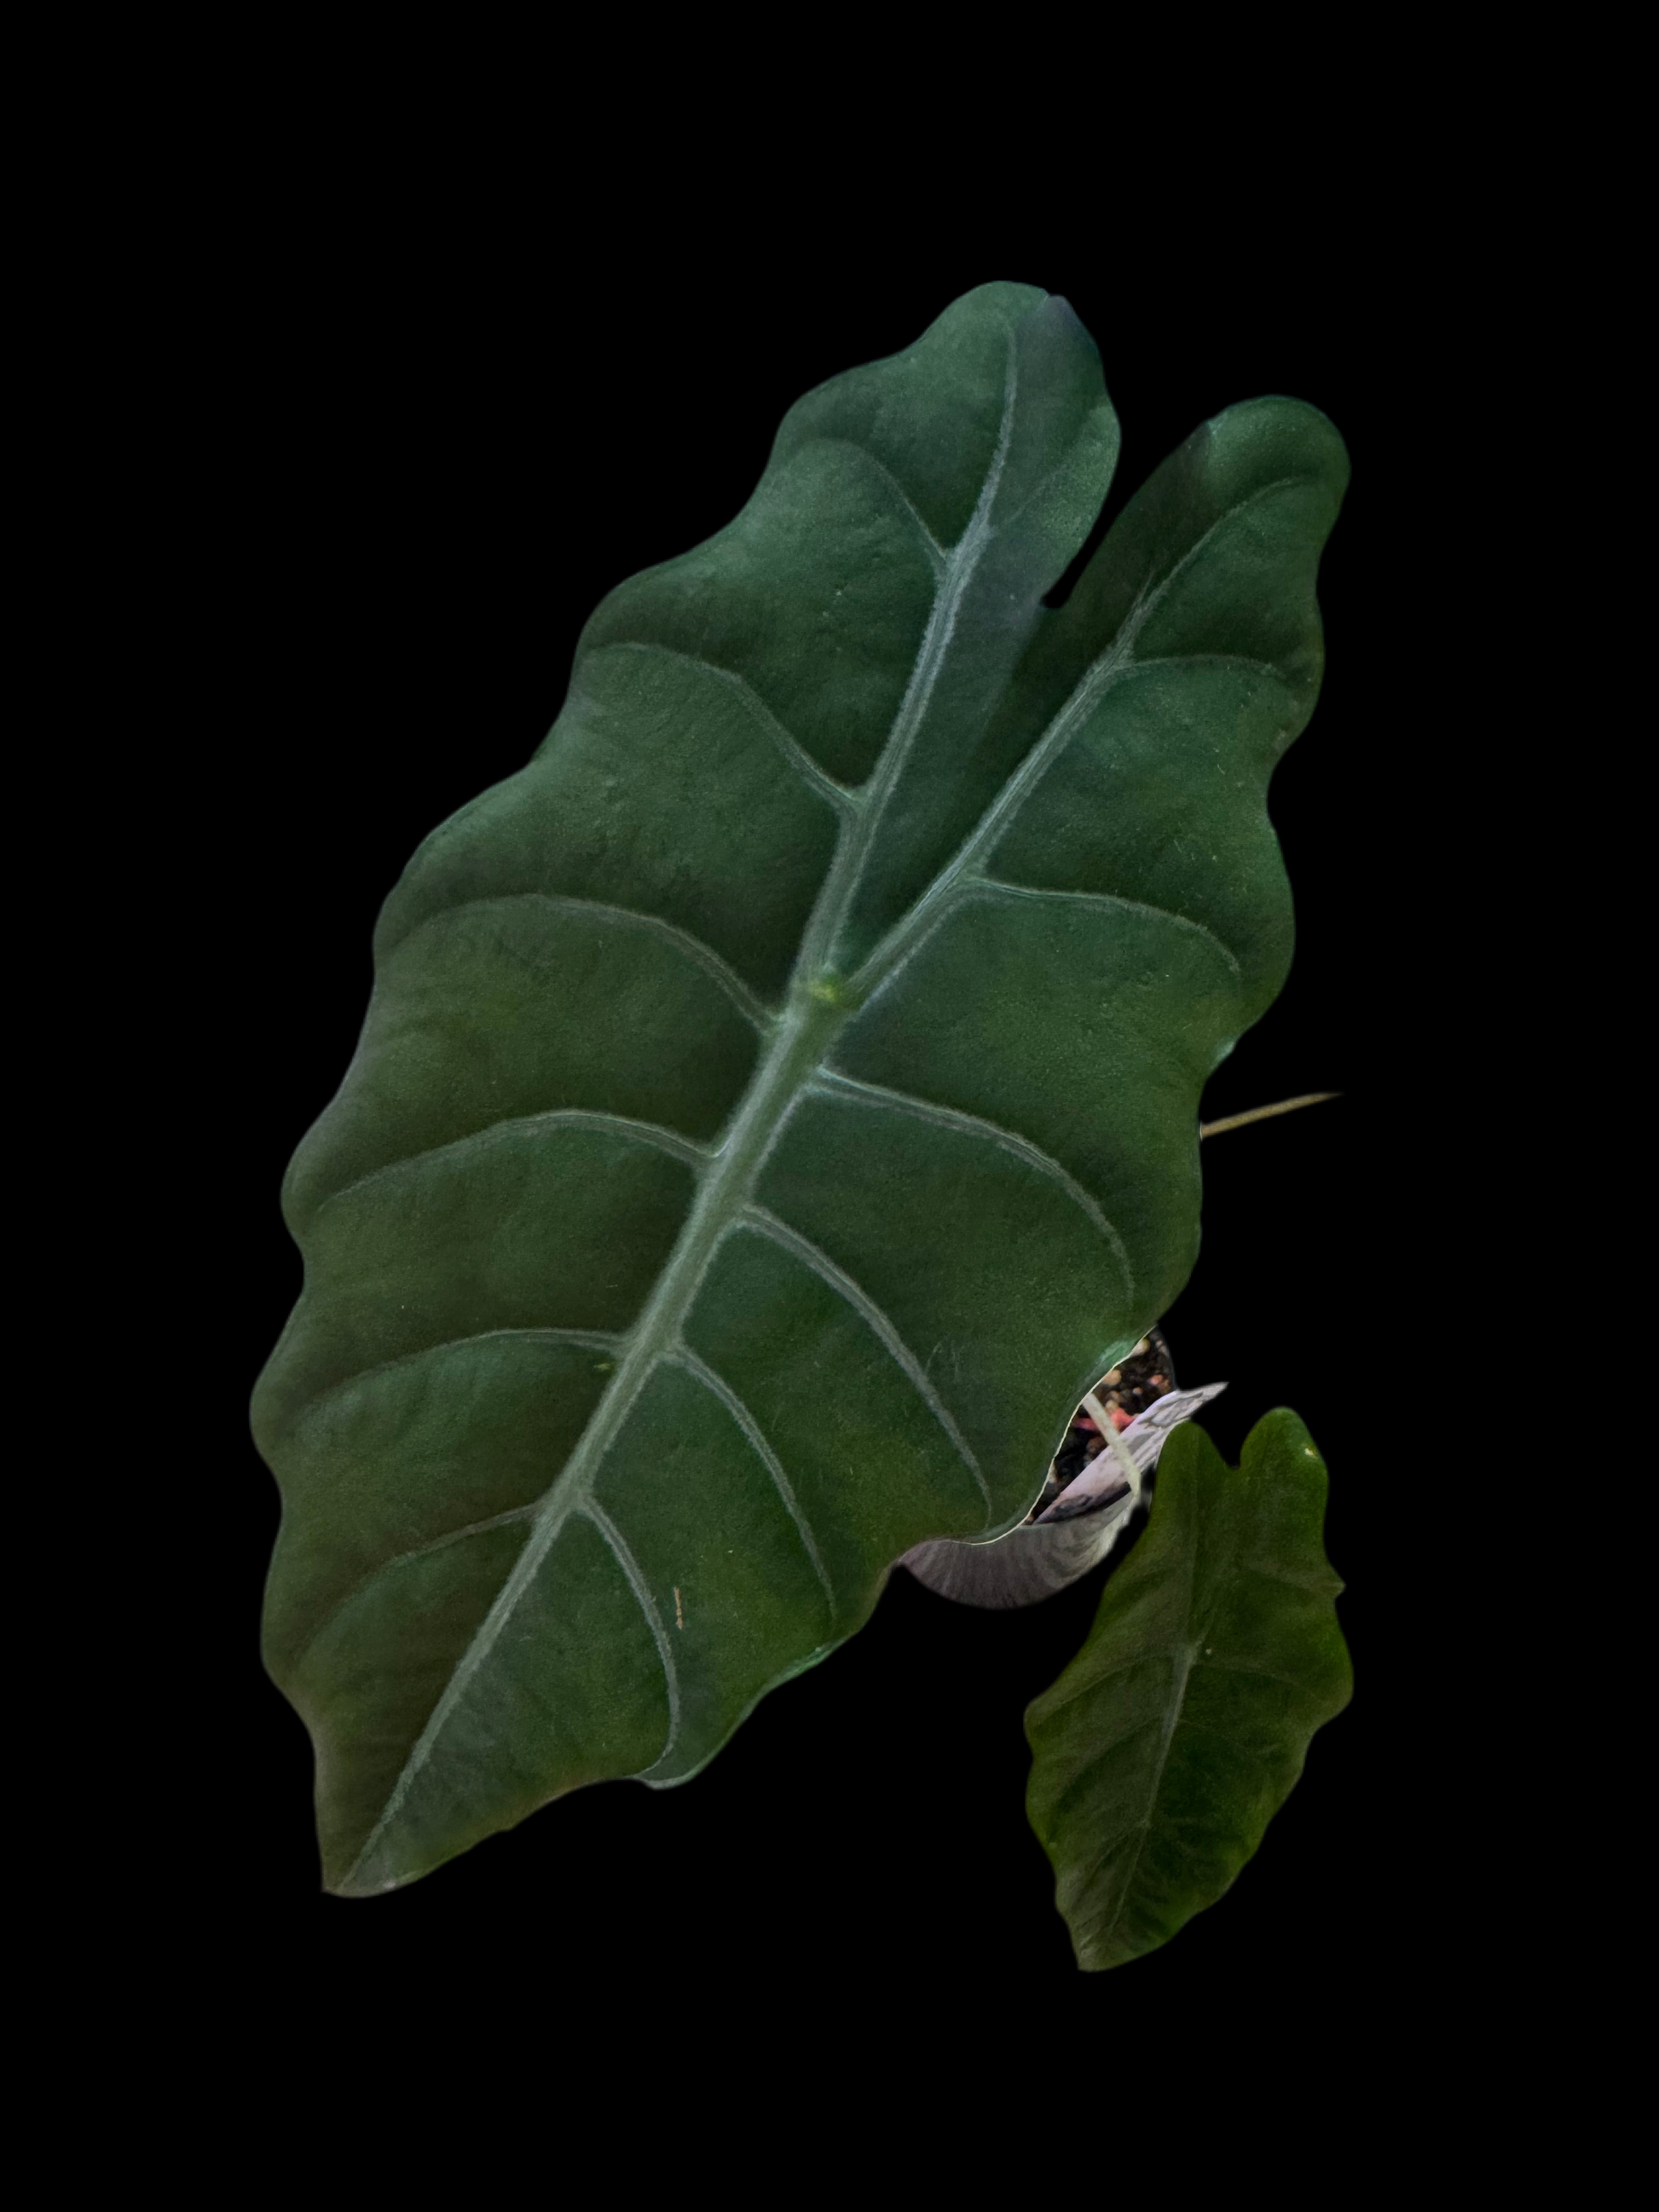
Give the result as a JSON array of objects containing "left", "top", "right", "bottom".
[{"left": 1025, "top": 1407, "right": 1350, "bottom": 1970}]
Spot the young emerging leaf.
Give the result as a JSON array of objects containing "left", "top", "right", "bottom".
[
  {"left": 902, "top": 1379, "right": 1228, "bottom": 1607},
  {"left": 1025, "top": 1408, "right": 1353, "bottom": 1970},
  {"left": 252, "top": 282, "right": 1348, "bottom": 1895}
]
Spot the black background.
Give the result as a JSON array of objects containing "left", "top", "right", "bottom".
[{"left": 194, "top": 196, "right": 1471, "bottom": 2020}]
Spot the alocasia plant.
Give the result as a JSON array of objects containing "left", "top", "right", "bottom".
[{"left": 253, "top": 279, "right": 1350, "bottom": 1961}]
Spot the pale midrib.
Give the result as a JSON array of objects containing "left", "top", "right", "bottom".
[
  {"left": 848, "top": 471, "right": 1309, "bottom": 1005},
  {"left": 339, "top": 351, "right": 1020, "bottom": 1890},
  {"left": 806, "top": 341, "right": 1019, "bottom": 985},
  {"left": 1091, "top": 1504, "right": 1236, "bottom": 1960}
]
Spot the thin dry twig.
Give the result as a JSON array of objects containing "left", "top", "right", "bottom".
[{"left": 1199, "top": 1091, "right": 1340, "bottom": 1140}]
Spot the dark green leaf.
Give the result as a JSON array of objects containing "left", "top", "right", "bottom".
[
  {"left": 1025, "top": 1408, "right": 1352, "bottom": 1970},
  {"left": 252, "top": 282, "right": 1347, "bottom": 1894}
]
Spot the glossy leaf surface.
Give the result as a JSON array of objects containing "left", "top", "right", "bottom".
[
  {"left": 1025, "top": 1409, "right": 1352, "bottom": 1969},
  {"left": 252, "top": 282, "right": 1347, "bottom": 1893}
]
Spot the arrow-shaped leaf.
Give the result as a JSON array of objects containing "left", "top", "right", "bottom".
[
  {"left": 1025, "top": 1408, "right": 1352, "bottom": 1969},
  {"left": 252, "top": 282, "right": 1347, "bottom": 1894}
]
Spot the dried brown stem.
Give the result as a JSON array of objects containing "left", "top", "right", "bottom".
[{"left": 1199, "top": 1091, "right": 1341, "bottom": 1140}]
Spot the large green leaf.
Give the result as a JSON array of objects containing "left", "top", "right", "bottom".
[
  {"left": 252, "top": 281, "right": 1347, "bottom": 1895},
  {"left": 1025, "top": 1409, "right": 1352, "bottom": 1970}
]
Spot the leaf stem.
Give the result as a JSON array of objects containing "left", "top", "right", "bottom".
[
  {"left": 1198, "top": 1091, "right": 1340, "bottom": 1140},
  {"left": 1083, "top": 1390, "right": 1142, "bottom": 1491}
]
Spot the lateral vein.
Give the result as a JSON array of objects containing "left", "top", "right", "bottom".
[
  {"left": 740, "top": 1204, "right": 991, "bottom": 1516},
  {"left": 964, "top": 878, "right": 1243, "bottom": 980},
  {"left": 581, "top": 640, "right": 859, "bottom": 815},
  {"left": 668, "top": 1346, "right": 836, "bottom": 1612},
  {"left": 389, "top": 890, "right": 776, "bottom": 1031},
  {"left": 808, "top": 1068, "right": 1135, "bottom": 1302},
  {"left": 290, "top": 1326, "right": 626, "bottom": 1434},
  {"left": 314, "top": 1109, "right": 708, "bottom": 1217},
  {"left": 851, "top": 472, "right": 1310, "bottom": 999},
  {"left": 584, "top": 1500, "right": 682, "bottom": 1764}
]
